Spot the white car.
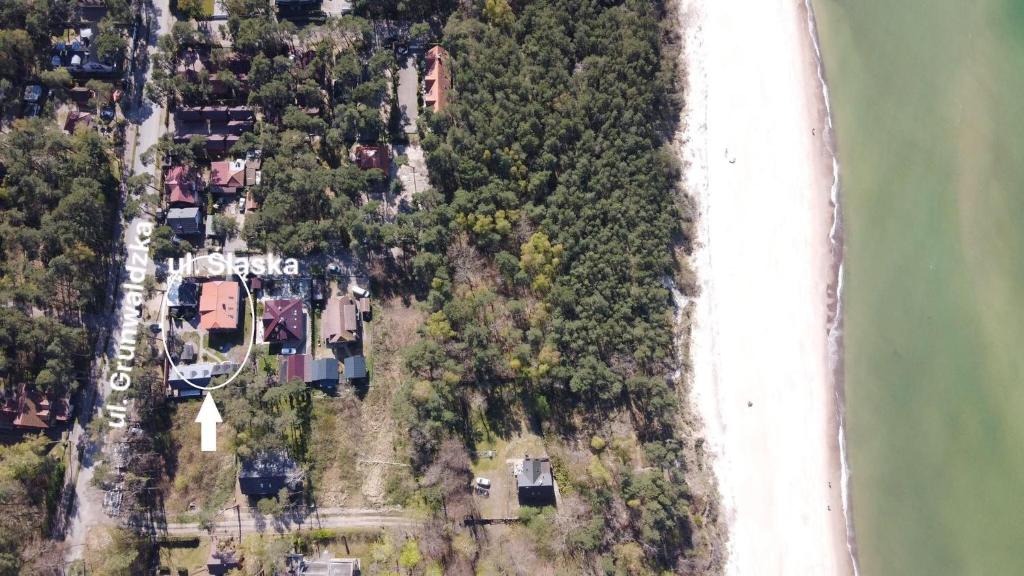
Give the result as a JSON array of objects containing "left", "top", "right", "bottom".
[
  {"left": 238, "top": 196, "right": 246, "bottom": 213},
  {"left": 281, "top": 347, "right": 297, "bottom": 355},
  {"left": 474, "top": 477, "right": 491, "bottom": 490}
]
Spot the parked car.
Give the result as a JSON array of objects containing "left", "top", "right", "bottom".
[
  {"left": 238, "top": 196, "right": 246, "bottom": 213},
  {"left": 281, "top": 347, "right": 297, "bottom": 355},
  {"left": 474, "top": 477, "right": 491, "bottom": 490},
  {"left": 352, "top": 285, "right": 369, "bottom": 297}
]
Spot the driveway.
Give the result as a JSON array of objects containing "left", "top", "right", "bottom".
[{"left": 396, "top": 54, "right": 419, "bottom": 134}]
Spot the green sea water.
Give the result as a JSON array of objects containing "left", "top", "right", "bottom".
[{"left": 814, "top": 0, "right": 1024, "bottom": 574}]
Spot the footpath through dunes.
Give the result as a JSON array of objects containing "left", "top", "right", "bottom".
[{"left": 678, "top": 0, "right": 854, "bottom": 574}]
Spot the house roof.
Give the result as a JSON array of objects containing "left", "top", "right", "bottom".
[
  {"left": 424, "top": 46, "right": 450, "bottom": 112},
  {"left": 238, "top": 451, "right": 301, "bottom": 496},
  {"left": 167, "top": 278, "right": 199, "bottom": 308},
  {"left": 343, "top": 355, "right": 366, "bottom": 380},
  {"left": 517, "top": 457, "right": 553, "bottom": 488},
  {"left": 322, "top": 295, "right": 359, "bottom": 345},
  {"left": 0, "top": 385, "right": 71, "bottom": 431},
  {"left": 262, "top": 299, "right": 304, "bottom": 342},
  {"left": 279, "top": 354, "right": 308, "bottom": 384},
  {"left": 354, "top": 145, "right": 390, "bottom": 171},
  {"left": 167, "top": 207, "right": 202, "bottom": 235},
  {"left": 210, "top": 159, "right": 246, "bottom": 188},
  {"left": 199, "top": 281, "right": 240, "bottom": 330},
  {"left": 166, "top": 165, "right": 201, "bottom": 206},
  {"left": 308, "top": 358, "right": 339, "bottom": 384},
  {"left": 64, "top": 111, "right": 92, "bottom": 133}
]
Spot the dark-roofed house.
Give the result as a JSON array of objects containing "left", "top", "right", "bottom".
[
  {"left": 262, "top": 299, "right": 305, "bottom": 343},
  {"left": 278, "top": 353, "right": 307, "bottom": 384},
  {"left": 167, "top": 278, "right": 199, "bottom": 316},
  {"left": 63, "top": 110, "right": 93, "bottom": 133},
  {"left": 322, "top": 295, "right": 359, "bottom": 347},
  {"left": 308, "top": 358, "right": 339, "bottom": 390},
  {"left": 238, "top": 451, "right": 302, "bottom": 497},
  {"left": 354, "top": 145, "right": 390, "bottom": 172},
  {"left": 517, "top": 456, "right": 555, "bottom": 506},
  {"left": 167, "top": 206, "right": 203, "bottom": 236},
  {"left": 343, "top": 355, "right": 366, "bottom": 382},
  {"left": 0, "top": 385, "right": 71, "bottom": 432}
]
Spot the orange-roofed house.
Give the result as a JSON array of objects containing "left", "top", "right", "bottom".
[
  {"left": 165, "top": 165, "right": 202, "bottom": 207},
  {"left": 354, "top": 145, "right": 391, "bottom": 172},
  {"left": 199, "top": 281, "right": 240, "bottom": 331},
  {"left": 424, "top": 46, "right": 450, "bottom": 113}
]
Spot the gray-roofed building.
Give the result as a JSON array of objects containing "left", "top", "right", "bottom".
[
  {"left": 308, "top": 358, "right": 339, "bottom": 389},
  {"left": 167, "top": 278, "right": 199, "bottom": 315},
  {"left": 166, "top": 363, "right": 212, "bottom": 398},
  {"left": 238, "top": 451, "right": 302, "bottom": 497},
  {"left": 286, "top": 552, "right": 360, "bottom": 576},
  {"left": 167, "top": 206, "right": 203, "bottom": 236},
  {"left": 517, "top": 456, "right": 555, "bottom": 506},
  {"left": 167, "top": 361, "right": 237, "bottom": 398},
  {"left": 279, "top": 356, "right": 339, "bottom": 390},
  {"left": 343, "top": 355, "right": 366, "bottom": 381}
]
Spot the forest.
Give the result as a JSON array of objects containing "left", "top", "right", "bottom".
[
  {"left": 363, "top": 0, "right": 711, "bottom": 573},
  {"left": 0, "top": 119, "right": 119, "bottom": 572}
]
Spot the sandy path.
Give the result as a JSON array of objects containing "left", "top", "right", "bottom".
[{"left": 678, "top": 0, "right": 854, "bottom": 574}]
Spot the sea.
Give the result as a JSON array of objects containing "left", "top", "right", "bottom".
[{"left": 814, "top": 0, "right": 1024, "bottom": 573}]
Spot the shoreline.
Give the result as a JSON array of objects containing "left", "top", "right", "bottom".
[
  {"left": 801, "top": 0, "right": 861, "bottom": 572},
  {"left": 676, "top": 0, "right": 855, "bottom": 573}
]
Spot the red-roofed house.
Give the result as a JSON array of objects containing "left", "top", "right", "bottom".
[
  {"left": 424, "top": 46, "right": 450, "bottom": 113},
  {"left": 278, "top": 353, "right": 307, "bottom": 384},
  {"left": 165, "top": 165, "right": 202, "bottom": 207},
  {"left": 262, "top": 299, "right": 305, "bottom": 343},
  {"left": 210, "top": 159, "right": 247, "bottom": 195},
  {"left": 199, "top": 281, "right": 240, "bottom": 331},
  {"left": 0, "top": 384, "right": 71, "bottom": 432},
  {"left": 354, "top": 145, "right": 391, "bottom": 172}
]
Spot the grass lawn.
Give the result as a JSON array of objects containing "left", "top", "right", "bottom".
[
  {"left": 202, "top": 0, "right": 215, "bottom": 17},
  {"left": 161, "top": 405, "right": 237, "bottom": 521},
  {"left": 158, "top": 535, "right": 210, "bottom": 574}
]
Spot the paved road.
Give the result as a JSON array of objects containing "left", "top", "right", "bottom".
[
  {"left": 160, "top": 507, "right": 417, "bottom": 537},
  {"left": 396, "top": 54, "right": 419, "bottom": 134},
  {"left": 63, "top": 0, "right": 174, "bottom": 562}
]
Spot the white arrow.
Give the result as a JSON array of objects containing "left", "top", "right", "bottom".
[{"left": 196, "top": 393, "right": 223, "bottom": 452}]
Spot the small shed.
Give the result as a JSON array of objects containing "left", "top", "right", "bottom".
[{"left": 343, "top": 355, "right": 366, "bottom": 381}]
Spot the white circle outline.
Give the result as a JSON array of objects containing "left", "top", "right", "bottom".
[{"left": 159, "top": 253, "right": 257, "bottom": 391}]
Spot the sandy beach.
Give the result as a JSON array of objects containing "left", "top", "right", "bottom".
[{"left": 677, "top": 0, "right": 855, "bottom": 574}]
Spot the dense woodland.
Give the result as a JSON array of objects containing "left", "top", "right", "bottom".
[
  {"left": 0, "top": 120, "right": 119, "bottom": 572},
  {"left": 351, "top": 0, "right": 708, "bottom": 573}
]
